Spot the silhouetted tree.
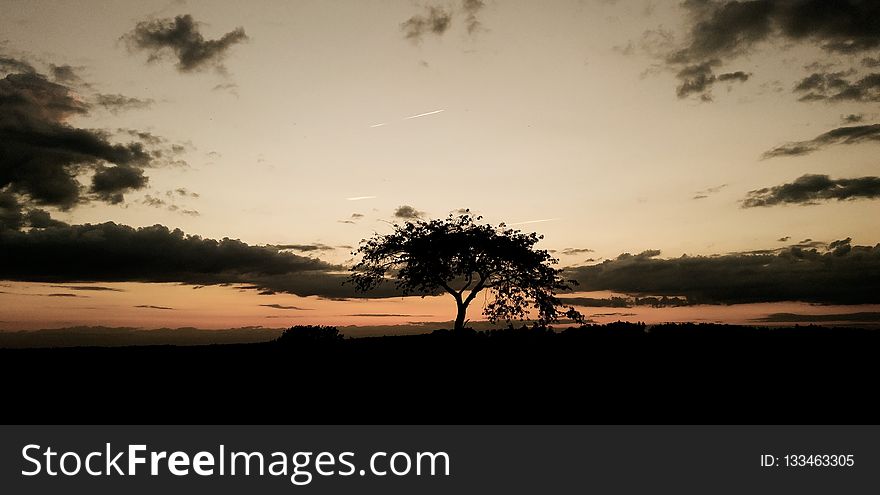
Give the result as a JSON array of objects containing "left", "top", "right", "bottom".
[
  {"left": 276, "top": 325, "right": 343, "bottom": 344},
  {"left": 350, "top": 211, "right": 584, "bottom": 331}
]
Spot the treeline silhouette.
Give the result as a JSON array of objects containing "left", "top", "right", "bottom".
[{"left": 1, "top": 322, "right": 876, "bottom": 424}]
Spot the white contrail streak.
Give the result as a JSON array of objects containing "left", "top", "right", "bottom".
[
  {"left": 507, "top": 218, "right": 559, "bottom": 226},
  {"left": 369, "top": 123, "right": 387, "bottom": 128},
  {"left": 346, "top": 196, "right": 377, "bottom": 201},
  {"left": 403, "top": 109, "right": 445, "bottom": 120}
]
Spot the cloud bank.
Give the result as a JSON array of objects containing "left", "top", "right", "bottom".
[
  {"left": 0, "top": 59, "right": 178, "bottom": 210},
  {"left": 567, "top": 238, "right": 880, "bottom": 305},
  {"left": 0, "top": 221, "right": 400, "bottom": 299},
  {"left": 742, "top": 174, "right": 880, "bottom": 207},
  {"left": 663, "top": 0, "right": 880, "bottom": 100}
]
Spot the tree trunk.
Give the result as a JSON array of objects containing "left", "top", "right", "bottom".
[{"left": 454, "top": 302, "right": 467, "bottom": 331}]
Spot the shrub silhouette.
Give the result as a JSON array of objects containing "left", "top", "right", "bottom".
[
  {"left": 349, "top": 210, "right": 584, "bottom": 331},
  {"left": 276, "top": 325, "right": 343, "bottom": 344}
]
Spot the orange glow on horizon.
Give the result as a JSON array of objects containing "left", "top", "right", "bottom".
[{"left": 1, "top": 282, "right": 877, "bottom": 334}]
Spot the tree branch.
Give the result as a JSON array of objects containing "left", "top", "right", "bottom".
[
  {"left": 458, "top": 272, "right": 474, "bottom": 296},
  {"left": 462, "top": 276, "right": 486, "bottom": 307},
  {"left": 438, "top": 279, "right": 463, "bottom": 302}
]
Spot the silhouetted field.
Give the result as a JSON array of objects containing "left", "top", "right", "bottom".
[{"left": 1, "top": 322, "right": 876, "bottom": 424}]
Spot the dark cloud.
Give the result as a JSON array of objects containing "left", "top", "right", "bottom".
[
  {"left": 762, "top": 124, "right": 880, "bottom": 158},
  {"left": 567, "top": 237, "right": 880, "bottom": 305},
  {"left": 843, "top": 113, "right": 865, "bottom": 123},
  {"left": 0, "top": 221, "right": 399, "bottom": 299},
  {"left": 0, "top": 191, "right": 24, "bottom": 230},
  {"left": 864, "top": 56, "right": 880, "bottom": 68},
  {"left": 463, "top": 0, "right": 485, "bottom": 35},
  {"left": 50, "top": 285, "right": 125, "bottom": 292},
  {"left": 346, "top": 314, "right": 433, "bottom": 317},
  {"left": 754, "top": 312, "right": 880, "bottom": 323},
  {"left": 742, "top": 174, "right": 880, "bottom": 207},
  {"left": 0, "top": 192, "right": 68, "bottom": 230},
  {"left": 671, "top": 1, "right": 880, "bottom": 64},
  {"left": 615, "top": 249, "right": 662, "bottom": 260},
  {"left": 560, "top": 248, "right": 595, "bottom": 256},
  {"left": 273, "top": 243, "right": 335, "bottom": 252},
  {"left": 667, "top": 0, "right": 774, "bottom": 64},
  {"left": 0, "top": 70, "right": 85, "bottom": 115},
  {"left": 788, "top": 238, "right": 829, "bottom": 250},
  {"left": 394, "top": 205, "right": 425, "bottom": 219},
  {"left": 1, "top": 66, "right": 171, "bottom": 209},
  {"left": 95, "top": 93, "right": 154, "bottom": 113},
  {"left": 117, "top": 129, "right": 165, "bottom": 145},
  {"left": 90, "top": 165, "right": 149, "bottom": 204},
  {"left": 350, "top": 213, "right": 364, "bottom": 219},
  {"left": 717, "top": 71, "right": 750, "bottom": 82},
  {"left": 590, "top": 312, "right": 637, "bottom": 318},
  {"left": 0, "top": 56, "right": 35, "bottom": 74},
  {"left": 0, "top": 289, "right": 86, "bottom": 298},
  {"left": 674, "top": 60, "right": 750, "bottom": 100},
  {"left": 401, "top": 6, "right": 452, "bottom": 42},
  {"left": 675, "top": 60, "right": 719, "bottom": 99},
  {"left": 777, "top": 236, "right": 791, "bottom": 242},
  {"left": 124, "top": 14, "right": 248, "bottom": 72},
  {"left": 557, "top": 296, "right": 631, "bottom": 308},
  {"left": 630, "top": 295, "right": 692, "bottom": 307},
  {"left": 562, "top": 295, "right": 693, "bottom": 308},
  {"left": 260, "top": 304, "right": 311, "bottom": 310},
  {"left": 135, "top": 305, "right": 175, "bottom": 310},
  {"left": 49, "top": 64, "right": 82, "bottom": 84},
  {"left": 664, "top": 1, "right": 880, "bottom": 99},
  {"left": 794, "top": 71, "right": 880, "bottom": 102},
  {"left": 25, "top": 209, "right": 67, "bottom": 228}
]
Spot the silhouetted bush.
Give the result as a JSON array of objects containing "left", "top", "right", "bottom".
[
  {"left": 485, "top": 325, "right": 556, "bottom": 339},
  {"left": 276, "top": 325, "right": 343, "bottom": 345},
  {"left": 429, "top": 328, "right": 479, "bottom": 338},
  {"left": 563, "top": 320, "right": 647, "bottom": 336}
]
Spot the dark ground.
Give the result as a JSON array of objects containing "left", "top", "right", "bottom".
[{"left": 1, "top": 323, "right": 876, "bottom": 424}]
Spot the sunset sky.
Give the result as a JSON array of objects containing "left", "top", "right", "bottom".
[{"left": 2, "top": 0, "right": 879, "bottom": 334}]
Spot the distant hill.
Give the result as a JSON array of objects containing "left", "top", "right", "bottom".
[
  {"left": 0, "top": 320, "right": 545, "bottom": 348},
  {"left": 1, "top": 318, "right": 878, "bottom": 348},
  {"left": 0, "top": 326, "right": 285, "bottom": 348}
]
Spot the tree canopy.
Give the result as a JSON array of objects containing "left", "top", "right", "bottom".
[{"left": 349, "top": 211, "right": 583, "bottom": 330}]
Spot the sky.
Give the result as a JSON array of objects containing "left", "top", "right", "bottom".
[{"left": 1, "top": 0, "right": 879, "bottom": 334}]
